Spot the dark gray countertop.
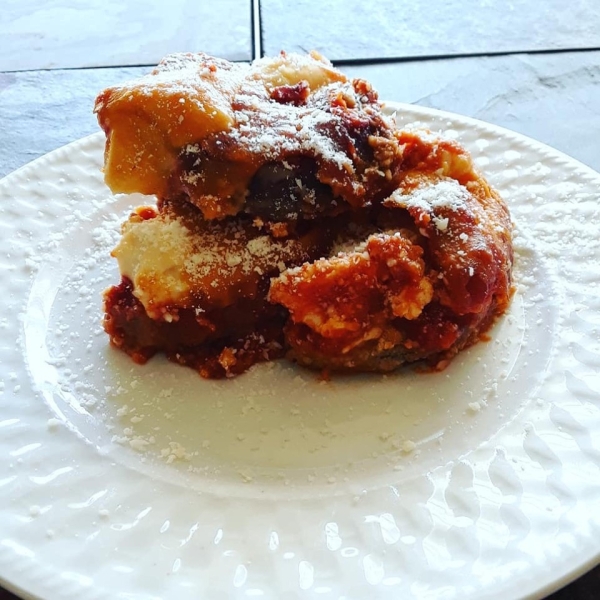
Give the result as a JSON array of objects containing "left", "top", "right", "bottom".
[
  {"left": 262, "top": 0, "right": 600, "bottom": 61},
  {"left": 0, "top": 1, "right": 598, "bottom": 598},
  {"left": 1, "top": 0, "right": 251, "bottom": 70}
]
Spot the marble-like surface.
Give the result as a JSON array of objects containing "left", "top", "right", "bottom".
[
  {"left": 0, "top": 0, "right": 251, "bottom": 71},
  {"left": 0, "top": 67, "right": 147, "bottom": 177},
  {"left": 262, "top": 0, "right": 600, "bottom": 61}
]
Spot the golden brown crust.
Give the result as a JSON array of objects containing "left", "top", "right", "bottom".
[
  {"left": 97, "top": 51, "right": 514, "bottom": 378},
  {"left": 95, "top": 51, "right": 404, "bottom": 221},
  {"left": 268, "top": 137, "right": 513, "bottom": 372}
]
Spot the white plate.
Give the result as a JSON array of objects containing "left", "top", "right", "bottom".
[{"left": 1, "top": 103, "right": 600, "bottom": 600}]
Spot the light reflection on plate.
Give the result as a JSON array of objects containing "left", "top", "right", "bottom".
[{"left": 1, "top": 104, "right": 599, "bottom": 600}]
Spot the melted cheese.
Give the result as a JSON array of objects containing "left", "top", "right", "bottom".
[
  {"left": 94, "top": 52, "right": 348, "bottom": 199},
  {"left": 112, "top": 209, "right": 313, "bottom": 318}
]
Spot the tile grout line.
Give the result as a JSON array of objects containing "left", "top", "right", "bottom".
[
  {"left": 1, "top": 43, "right": 598, "bottom": 75},
  {"left": 331, "top": 45, "right": 600, "bottom": 67},
  {"left": 251, "top": 0, "right": 262, "bottom": 59}
]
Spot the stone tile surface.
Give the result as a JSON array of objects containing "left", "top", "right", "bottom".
[
  {"left": 548, "top": 563, "right": 600, "bottom": 600},
  {"left": 1, "top": 0, "right": 251, "bottom": 71},
  {"left": 0, "top": 67, "right": 148, "bottom": 177},
  {"left": 344, "top": 51, "right": 600, "bottom": 172},
  {"left": 262, "top": 0, "right": 600, "bottom": 61}
]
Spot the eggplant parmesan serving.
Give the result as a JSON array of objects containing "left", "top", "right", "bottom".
[{"left": 95, "top": 51, "right": 513, "bottom": 378}]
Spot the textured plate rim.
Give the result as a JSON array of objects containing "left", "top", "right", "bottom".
[{"left": 0, "top": 103, "right": 598, "bottom": 600}]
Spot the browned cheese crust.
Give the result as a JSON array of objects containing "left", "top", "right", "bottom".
[
  {"left": 97, "top": 52, "right": 513, "bottom": 378},
  {"left": 95, "top": 51, "right": 403, "bottom": 222}
]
